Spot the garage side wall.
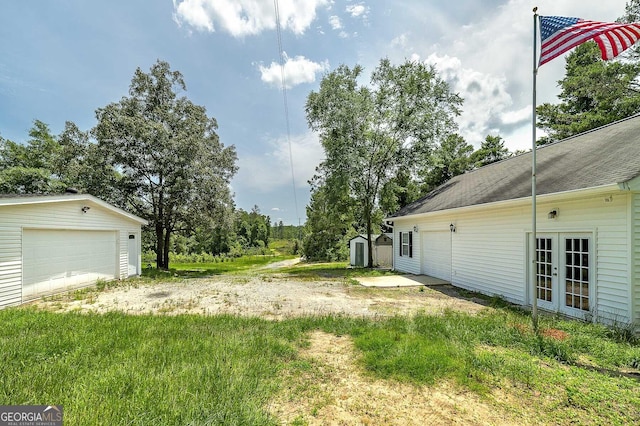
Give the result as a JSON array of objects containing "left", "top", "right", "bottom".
[
  {"left": 0, "top": 200, "right": 142, "bottom": 308},
  {"left": 393, "top": 192, "right": 632, "bottom": 321},
  {"left": 633, "top": 193, "right": 640, "bottom": 325}
]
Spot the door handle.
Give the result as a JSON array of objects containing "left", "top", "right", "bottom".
[{"left": 552, "top": 273, "right": 558, "bottom": 276}]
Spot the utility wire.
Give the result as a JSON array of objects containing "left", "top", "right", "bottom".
[{"left": 273, "top": 0, "right": 300, "bottom": 227}]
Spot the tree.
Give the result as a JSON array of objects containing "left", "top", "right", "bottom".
[
  {"left": 305, "top": 59, "right": 462, "bottom": 265},
  {"left": 421, "top": 133, "right": 474, "bottom": 191},
  {"left": 379, "top": 166, "right": 422, "bottom": 215},
  {"left": 94, "top": 60, "right": 238, "bottom": 269},
  {"left": 536, "top": 41, "right": 640, "bottom": 144},
  {"left": 303, "top": 174, "right": 355, "bottom": 261},
  {"left": 0, "top": 121, "right": 66, "bottom": 194},
  {"left": 470, "top": 135, "right": 511, "bottom": 167}
]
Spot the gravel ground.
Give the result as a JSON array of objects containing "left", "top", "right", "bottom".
[{"left": 32, "top": 275, "right": 489, "bottom": 318}]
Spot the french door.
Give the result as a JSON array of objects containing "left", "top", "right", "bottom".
[{"left": 531, "top": 233, "right": 592, "bottom": 315}]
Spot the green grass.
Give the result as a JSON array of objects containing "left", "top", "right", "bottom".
[
  {"left": 0, "top": 310, "right": 303, "bottom": 425},
  {"left": 141, "top": 254, "right": 298, "bottom": 279},
  {"left": 2, "top": 305, "right": 639, "bottom": 425}
]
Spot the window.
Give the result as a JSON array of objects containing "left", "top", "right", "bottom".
[
  {"left": 399, "top": 231, "right": 413, "bottom": 257},
  {"left": 536, "top": 237, "right": 553, "bottom": 302},
  {"left": 564, "top": 237, "right": 589, "bottom": 311}
]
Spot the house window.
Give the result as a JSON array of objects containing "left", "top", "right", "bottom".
[
  {"left": 399, "top": 231, "right": 413, "bottom": 257},
  {"left": 565, "top": 238, "right": 590, "bottom": 311},
  {"left": 536, "top": 237, "right": 553, "bottom": 302}
]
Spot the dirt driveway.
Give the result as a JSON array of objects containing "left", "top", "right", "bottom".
[{"left": 33, "top": 274, "right": 489, "bottom": 318}]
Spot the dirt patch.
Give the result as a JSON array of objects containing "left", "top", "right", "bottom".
[
  {"left": 31, "top": 277, "right": 488, "bottom": 319},
  {"left": 270, "top": 331, "right": 521, "bottom": 425}
]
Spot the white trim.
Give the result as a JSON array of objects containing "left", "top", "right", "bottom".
[
  {"left": 386, "top": 183, "right": 621, "bottom": 222},
  {"left": 0, "top": 194, "right": 148, "bottom": 225}
]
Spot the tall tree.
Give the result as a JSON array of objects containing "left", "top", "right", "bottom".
[
  {"left": 303, "top": 173, "right": 355, "bottom": 261},
  {"left": 0, "top": 121, "right": 68, "bottom": 194},
  {"left": 421, "top": 133, "right": 474, "bottom": 191},
  {"left": 305, "top": 59, "right": 461, "bottom": 266},
  {"left": 536, "top": 41, "right": 640, "bottom": 144},
  {"left": 470, "top": 135, "right": 511, "bottom": 167},
  {"left": 94, "top": 60, "right": 237, "bottom": 269}
]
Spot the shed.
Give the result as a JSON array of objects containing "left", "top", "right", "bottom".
[
  {"left": 388, "top": 115, "right": 640, "bottom": 325},
  {"left": 0, "top": 193, "right": 147, "bottom": 308},
  {"left": 349, "top": 233, "right": 393, "bottom": 268}
]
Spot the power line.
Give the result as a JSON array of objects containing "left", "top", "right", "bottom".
[{"left": 273, "top": 0, "right": 300, "bottom": 227}]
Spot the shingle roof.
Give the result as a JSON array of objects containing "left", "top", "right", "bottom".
[{"left": 391, "top": 114, "right": 640, "bottom": 218}]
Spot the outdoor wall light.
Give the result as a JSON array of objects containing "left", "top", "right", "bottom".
[
  {"left": 81, "top": 206, "right": 90, "bottom": 213},
  {"left": 449, "top": 223, "right": 456, "bottom": 232},
  {"left": 547, "top": 209, "right": 558, "bottom": 219},
  {"left": 413, "top": 225, "right": 419, "bottom": 233}
]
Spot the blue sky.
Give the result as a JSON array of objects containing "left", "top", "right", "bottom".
[{"left": 0, "top": 0, "right": 629, "bottom": 225}]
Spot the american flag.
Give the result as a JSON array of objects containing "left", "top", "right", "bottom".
[{"left": 539, "top": 16, "right": 640, "bottom": 66}]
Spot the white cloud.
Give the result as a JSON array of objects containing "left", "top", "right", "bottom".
[
  {"left": 391, "top": 33, "right": 408, "bottom": 49},
  {"left": 236, "top": 132, "right": 324, "bottom": 192},
  {"left": 417, "top": 0, "right": 628, "bottom": 150},
  {"left": 425, "top": 53, "right": 527, "bottom": 147},
  {"left": 346, "top": 3, "right": 368, "bottom": 18},
  {"left": 271, "top": 207, "right": 281, "bottom": 211},
  {"left": 173, "top": 0, "right": 329, "bottom": 37},
  {"left": 328, "top": 15, "right": 342, "bottom": 29},
  {"left": 259, "top": 53, "right": 329, "bottom": 88}
]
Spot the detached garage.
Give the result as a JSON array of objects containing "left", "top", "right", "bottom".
[{"left": 0, "top": 193, "right": 147, "bottom": 308}]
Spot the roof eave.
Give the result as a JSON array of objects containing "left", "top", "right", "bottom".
[{"left": 385, "top": 183, "right": 623, "bottom": 222}]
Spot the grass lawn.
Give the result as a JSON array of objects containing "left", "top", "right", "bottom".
[
  {"left": 1, "top": 302, "right": 640, "bottom": 425},
  {"left": 141, "top": 254, "right": 299, "bottom": 279},
  {"left": 3, "top": 260, "right": 640, "bottom": 424}
]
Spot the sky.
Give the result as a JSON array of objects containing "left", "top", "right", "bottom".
[{"left": 0, "top": 0, "right": 630, "bottom": 225}]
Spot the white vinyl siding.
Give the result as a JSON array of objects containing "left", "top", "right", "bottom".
[
  {"left": 393, "top": 191, "right": 633, "bottom": 322},
  {"left": 0, "top": 198, "right": 144, "bottom": 309},
  {"left": 0, "top": 226, "right": 22, "bottom": 308},
  {"left": 395, "top": 228, "right": 419, "bottom": 274},
  {"left": 632, "top": 194, "right": 640, "bottom": 324}
]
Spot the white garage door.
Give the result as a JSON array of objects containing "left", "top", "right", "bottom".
[
  {"left": 22, "top": 229, "right": 117, "bottom": 300},
  {"left": 421, "top": 231, "right": 452, "bottom": 281}
]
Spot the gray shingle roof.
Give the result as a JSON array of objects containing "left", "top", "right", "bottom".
[{"left": 391, "top": 114, "right": 640, "bottom": 218}]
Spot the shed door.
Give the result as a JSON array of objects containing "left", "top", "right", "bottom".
[
  {"left": 23, "top": 229, "right": 117, "bottom": 300},
  {"left": 355, "top": 242, "right": 365, "bottom": 267},
  {"left": 421, "top": 231, "right": 451, "bottom": 281}
]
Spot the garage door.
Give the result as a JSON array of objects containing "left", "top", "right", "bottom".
[
  {"left": 421, "top": 231, "right": 451, "bottom": 281},
  {"left": 22, "top": 229, "right": 117, "bottom": 300}
]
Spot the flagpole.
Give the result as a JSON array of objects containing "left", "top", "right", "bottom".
[{"left": 531, "top": 7, "right": 539, "bottom": 331}]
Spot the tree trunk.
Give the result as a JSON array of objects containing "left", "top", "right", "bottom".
[
  {"left": 155, "top": 224, "right": 166, "bottom": 269},
  {"left": 366, "top": 209, "right": 374, "bottom": 268},
  {"left": 163, "top": 229, "right": 171, "bottom": 269}
]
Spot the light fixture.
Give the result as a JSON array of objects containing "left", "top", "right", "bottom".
[
  {"left": 81, "top": 206, "right": 90, "bottom": 213},
  {"left": 547, "top": 209, "right": 557, "bottom": 219},
  {"left": 413, "top": 225, "right": 419, "bottom": 233},
  {"left": 449, "top": 223, "right": 456, "bottom": 232}
]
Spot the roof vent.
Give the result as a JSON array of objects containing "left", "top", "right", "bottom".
[{"left": 65, "top": 187, "right": 79, "bottom": 194}]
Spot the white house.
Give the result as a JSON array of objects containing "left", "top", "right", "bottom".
[
  {"left": 388, "top": 115, "right": 640, "bottom": 325},
  {"left": 0, "top": 193, "right": 147, "bottom": 308},
  {"left": 349, "top": 234, "right": 393, "bottom": 268}
]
